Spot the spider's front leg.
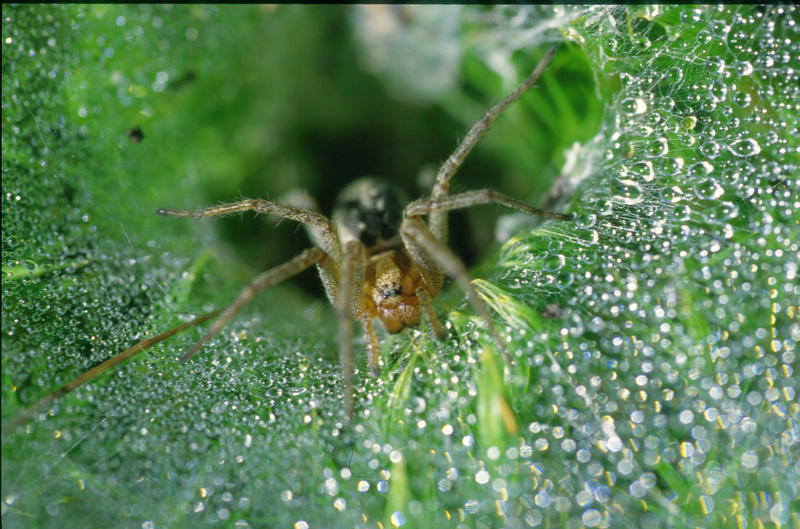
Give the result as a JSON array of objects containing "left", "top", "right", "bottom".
[
  {"left": 401, "top": 191, "right": 572, "bottom": 365},
  {"left": 337, "top": 240, "right": 367, "bottom": 420},
  {"left": 406, "top": 189, "right": 573, "bottom": 222},
  {"left": 178, "top": 247, "right": 328, "bottom": 361},
  {"left": 400, "top": 215, "right": 514, "bottom": 365},
  {"left": 158, "top": 199, "right": 344, "bottom": 362}
]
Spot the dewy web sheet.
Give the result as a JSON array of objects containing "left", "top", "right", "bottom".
[{"left": 2, "top": 5, "right": 798, "bottom": 529}]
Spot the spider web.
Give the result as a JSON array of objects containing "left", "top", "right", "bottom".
[
  {"left": 478, "top": 6, "right": 798, "bottom": 528},
  {"left": 2, "top": 5, "right": 798, "bottom": 529},
  {"left": 347, "top": 6, "right": 800, "bottom": 528}
]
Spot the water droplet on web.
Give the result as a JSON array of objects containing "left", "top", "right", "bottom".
[
  {"left": 646, "top": 137, "right": 668, "bottom": 157},
  {"left": 735, "top": 60, "right": 754, "bottom": 76},
  {"left": 576, "top": 213, "right": 597, "bottom": 229},
  {"left": 582, "top": 508, "right": 603, "bottom": 527},
  {"left": 390, "top": 511, "right": 406, "bottom": 526},
  {"left": 709, "top": 79, "right": 728, "bottom": 102},
  {"left": 611, "top": 179, "right": 644, "bottom": 205},
  {"left": 666, "top": 65, "right": 684, "bottom": 84},
  {"left": 659, "top": 157, "right": 684, "bottom": 176},
  {"left": 700, "top": 141, "right": 722, "bottom": 159},
  {"left": 709, "top": 201, "right": 739, "bottom": 221},
  {"left": 628, "top": 161, "right": 654, "bottom": 182},
  {"left": 727, "top": 138, "right": 761, "bottom": 157},
  {"left": 733, "top": 91, "right": 752, "bottom": 108},
  {"left": 688, "top": 160, "right": 714, "bottom": 177},
  {"left": 621, "top": 97, "right": 648, "bottom": 116},
  {"left": 770, "top": 502, "right": 791, "bottom": 525}
]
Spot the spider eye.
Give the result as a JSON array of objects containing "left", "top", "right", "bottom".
[{"left": 379, "top": 286, "right": 401, "bottom": 300}]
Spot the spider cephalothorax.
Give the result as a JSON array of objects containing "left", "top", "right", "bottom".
[
  {"left": 364, "top": 246, "right": 423, "bottom": 333},
  {"left": 6, "top": 46, "right": 571, "bottom": 430}
]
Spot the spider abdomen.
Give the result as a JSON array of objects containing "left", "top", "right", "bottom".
[{"left": 332, "top": 177, "right": 407, "bottom": 248}]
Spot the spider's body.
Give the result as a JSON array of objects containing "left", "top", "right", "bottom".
[
  {"left": 5, "top": 46, "right": 569, "bottom": 430},
  {"left": 332, "top": 178, "right": 429, "bottom": 338}
]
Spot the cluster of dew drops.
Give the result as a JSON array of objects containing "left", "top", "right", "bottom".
[{"left": 341, "top": 5, "right": 800, "bottom": 529}]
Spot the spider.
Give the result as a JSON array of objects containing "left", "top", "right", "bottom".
[{"left": 4, "top": 45, "right": 570, "bottom": 431}]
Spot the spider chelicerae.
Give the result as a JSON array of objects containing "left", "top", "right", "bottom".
[{"left": 6, "top": 46, "right": 570, "bottom": 430}]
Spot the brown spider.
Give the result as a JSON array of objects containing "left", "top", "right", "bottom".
[{"left": 5, "top": 46, "right": 570, "bottom": 430}]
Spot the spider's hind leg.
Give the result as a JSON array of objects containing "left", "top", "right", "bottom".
[{"left": 426, "top": 45, "right": 558, "bottom": 242}]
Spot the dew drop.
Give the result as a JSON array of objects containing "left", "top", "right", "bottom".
[
  {"left": 542, "top": 254, "right": 566, "bottom": 272},
  {"left": 629, "top": 161, "right": 654, "bottom": 182},
  {"left": 390, "top": 511, "right": 406, "bottom": 527},
  {"left": 582, "top": 508, "right": 602, "bottom": 527},
  {"left": 770, "top": 502, "right": 790, "bottom": 524},
  {"left": 611, "top": 179, "right": 644, "bottom": 205},
  {"left": 735, "top": 60, "right": 754, "bottom": 76},
  {"left": 733, "top": 91, "right": 752, "bottom": 108},
  {"left": 700, "top": 141, "right": 721, "bottom": 159},
  {"left": 710, "top": 201, "right": 739, "bottom": 221},
  {"left": 665, "top": 66, "right": 683, "bottom": 84},
  {"left": 688, "top": 161, "right": 715, "bottom": 177},
  {"left": 525, "top": 509, "right": 543, "bottom": 526},
  {"left": 646, "top": 137, "right": 669, "bottom": 157},
  {"left": 728, "top": 138, "right": 761, "bottom": 157},
  {"left": 621, "top": 97, "right": 648, "bottom": 116},
  {"left": 660, "top": 157, "right": 684, "bottom": 176}
]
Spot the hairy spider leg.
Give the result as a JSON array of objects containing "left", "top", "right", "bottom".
[
  {"left": 406, "top": 189, "right": 573, "bottom": 221},
  {"left": 427, "top": 45, "right": 558, "bottom": 242},
  {"left": 402, "top": 189, "right": 572, "bottom": 364},
  {"left": 157, "top": 199, "right": 343, "bottom": 303},
  {"left": 2, "top": 310, "right": 221, "bottom": 434},
  {"left": 401, "top": 216, "right": 514, "bottom": 364},
  {"left": 415, "top": 285, "right": 446, "bottom": 340},
  {"left": 338, "top": 240, "right": 367, "bottom": 419},
  {"left": 359, "top": 315, "right": 379, "bottom": 376},
  {"left": 158, "top": 199, "right": 343, "bottom": 356},
  {"left": 179, "top": 247, "right": 327, "bottom": 361}
]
